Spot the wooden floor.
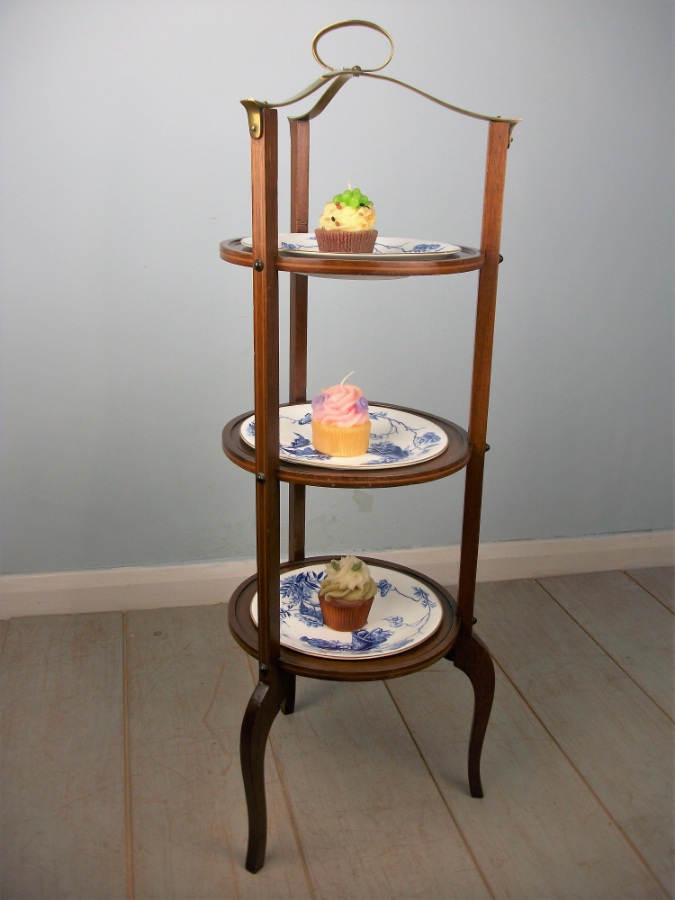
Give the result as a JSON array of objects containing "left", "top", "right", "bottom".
[{"left": 1, "top": 566, "right": 673, "bottom": 899}]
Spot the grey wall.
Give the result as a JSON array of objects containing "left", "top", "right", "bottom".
[{"left": 1, "top": 0, "right": 672, "bottom": 575}]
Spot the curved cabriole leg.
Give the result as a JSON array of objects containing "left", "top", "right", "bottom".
[
  {"left": 451, "top": 630, "right": 495, "bottom": 798},
  {"left": 240, "top": 673, "right": 291, "bottom": 873}
]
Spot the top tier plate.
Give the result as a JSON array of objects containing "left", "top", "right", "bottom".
[
  {"left": 220, "top": 237, "right": 483, "bottom": 278},
  {"left": 241, "top": 234, "right": 462, "bottom": 259}
]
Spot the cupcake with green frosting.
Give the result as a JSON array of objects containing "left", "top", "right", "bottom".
[
  {"left": 318, "top": 556, "right": 377, "bottom": 631},
  {"left": 315, "top": 186, "right": 377, "bottom": 253}
]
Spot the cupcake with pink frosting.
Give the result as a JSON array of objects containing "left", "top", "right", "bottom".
[{"left": 311, "top": 374, "right": 370, "bottom": 457}]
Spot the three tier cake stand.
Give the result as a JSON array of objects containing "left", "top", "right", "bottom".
[{"left": 220, "top": 20, "right": 521, "bottom": 872}]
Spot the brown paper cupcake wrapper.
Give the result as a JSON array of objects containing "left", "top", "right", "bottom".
[
  {"left": 319, "top": 595, "right": 375, "bottom": 632},
  {"left": 314, "top": 229, "right": 378, "bottom": 253}
]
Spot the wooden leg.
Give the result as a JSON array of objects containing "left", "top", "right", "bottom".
[
  {"left": 449, "top": 630, "right": 495, "bottom": 798},
  {"left": 280, "top": 672, "right": 296, "bottom": 716},
  {"left": 240, "top": 672, "right": 291, "bottom": 872}
]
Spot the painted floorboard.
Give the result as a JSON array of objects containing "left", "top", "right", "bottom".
[
  {"left": 474, "top": 578, "right": 674, "bottom": 894},
  {"left": 2, "top": 568, "right": 672, "bottom": 898},
  {"left": 627, "top": 566, "right": 675, "bottom": 611},
  {"left": 125, "top": 604, "right": 311, "bottom": 899},
  {"left": 0, "top": 613, "right": 127, "bottom": 899},
  {"left": 388, "top": 660, "right": 664, "bottom": 898},
  {"left": 539, "top": 570, "right": 674, "bottom": 717},
  {"left": 265, "top": 673, "right": 490, "bottom": 899}
]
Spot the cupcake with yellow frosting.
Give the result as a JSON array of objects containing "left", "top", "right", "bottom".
[
  {"left": 315, "top": 186, "right": 377, "bottom": 253},
  {"left": 318, "top": 556, "right": 377, "bottom": 631},
  {"left": 311, "top": 375, "right": 370, "bottom": 457}
]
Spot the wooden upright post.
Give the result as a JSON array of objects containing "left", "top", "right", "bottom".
[
  {"left": 456, "top": 119, "right": 511, "bottom": 633},
  {"left": 250, "top": 107, "right": 281, "bottom": 672},
  {"left": 288, "top": 118, "right": 310, "bottom": 563},
  {"left": 240, "top": 106, "right": 287, "bottom": 874}
]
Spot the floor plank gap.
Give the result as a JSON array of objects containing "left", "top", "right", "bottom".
[
  {"left": 535, "top": 575, "right": 675, "bottom": 723},
  {"left": 267, "top": 726, "right": 318, "bottom": 899},
  {"left": 625, "top": 566, "right": 675, "bottom": 612},
  {"left": 383, "top": 677, "right": 497, "bottom": 899},
  {"left": 475, "top": 576, "right": 672, "bottom": 894},
  {"left": 122, "top": 612, "right": 135, "bottom": 900},
  {"left": 488, "top": 646, "right": 668, "bottom": 895}
]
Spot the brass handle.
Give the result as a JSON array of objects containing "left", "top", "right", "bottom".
[{"left": 311, "top": 19, "right": 394, "bottom": 73}]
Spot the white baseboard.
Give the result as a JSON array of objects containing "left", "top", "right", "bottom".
[
  {"left": 381, "top": 530, "right": 674, "bottom": 588},
  {"left": 1, "top": 531, "right": 672, "bottom": 620}
]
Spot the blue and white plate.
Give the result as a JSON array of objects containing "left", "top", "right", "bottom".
[
  {"left": 240, "top": 404, "right": 448, "bottom": 469},
  {"left": 240, "top": 234, "right": 462, "bottom": 258},
  {"left": 250, "top": 562, "right": 444, "bottom": 659}
]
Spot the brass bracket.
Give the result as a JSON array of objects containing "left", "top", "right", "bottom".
[{"left": 241, "top": 98, "right": 264, "bottom": 139}]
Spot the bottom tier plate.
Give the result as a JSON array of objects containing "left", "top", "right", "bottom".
[{"left": 251, "top": 561, "right": 444, "bottom": 660}]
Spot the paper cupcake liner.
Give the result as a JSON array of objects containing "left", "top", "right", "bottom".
[
  {"left": 314, "top": 229, "right": 378, "bottom": 253},
  {"left": 318, "top": 595, "right": 375, "bottom": 632}
]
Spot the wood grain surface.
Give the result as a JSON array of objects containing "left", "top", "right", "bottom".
[
  {"left": 125, "top": 604, "right": 310, "bottom": 898},
  {"left": 2, "top": 568, "right": 672, "bottom": 898},
  {"left": 628, "top": 566, "right": 675, "bottom": 611},
  {"left": 1, "top": 613, "right": 127, "bottom": 898},
  {"left": 473, "top": 576, "right": 673, "bottom": 894}
]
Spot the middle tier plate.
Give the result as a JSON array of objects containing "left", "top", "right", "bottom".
[{"left": 240, "top": 404, "right": 449, "bottom": 469}]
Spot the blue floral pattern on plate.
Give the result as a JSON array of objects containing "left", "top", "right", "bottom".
[
  {"left": 250, "top": 562, "right": 444, "bottom": 659},
  {"left": 241, "top": 234, "right": 462, "bottom": 257},
  {"left": 240, "top": 404, "right": 448, "bottom": 470}
]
